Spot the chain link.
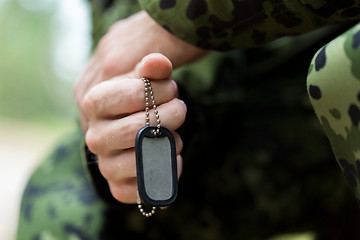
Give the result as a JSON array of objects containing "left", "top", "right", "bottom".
[
  {"left": 137, "top": 190, "right": 156, "bottom": 217},
  {"left": 138, "top": 203, "right": 156, "bottom": 217},
  {"left": 143, "top": 77, "right": 161, "bottom": 135}
]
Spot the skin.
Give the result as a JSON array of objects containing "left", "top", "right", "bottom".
[
  {"left": 75, "top": 11, "right": 207, "bottom": 132},
  {"left": 75, "top": 11, "right": 207, "bottom": 204}
]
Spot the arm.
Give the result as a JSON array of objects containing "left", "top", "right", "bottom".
[{"left": 139, "top": 0, "right": 360, "bottom": 49}]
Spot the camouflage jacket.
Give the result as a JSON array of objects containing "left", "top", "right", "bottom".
[{"left": 84, "top": 0, "right": 360, "bottom": 239}]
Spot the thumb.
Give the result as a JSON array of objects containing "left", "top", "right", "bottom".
[{"left": 135, "top": 53, "right": 173, "bottom": 80}]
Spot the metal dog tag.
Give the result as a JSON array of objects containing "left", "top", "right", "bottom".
[{"left": 135, "top": 126, "right": 178, "bottom": 207}]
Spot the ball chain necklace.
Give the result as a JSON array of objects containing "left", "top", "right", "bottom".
[{"left": 135, "top": 77, "right": 178, "bottom": 217}]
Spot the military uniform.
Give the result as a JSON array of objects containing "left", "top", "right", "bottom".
[{"left": 17, "top": 1, "right": 360, "bottom": 239}]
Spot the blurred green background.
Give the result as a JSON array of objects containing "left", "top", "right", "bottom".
[
  {"left": 0, "top": 0, "right": 90, "bottom": 239},
  {"left": 0, "top": 0, "right": 90, "bottom": 122}
]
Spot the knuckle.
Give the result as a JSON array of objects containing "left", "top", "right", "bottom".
[
  {"left": 81, "top": 86, "right": 106, "bottom": 118},
  {"left": 120, "top": 120, "right": 142, "bottom": 147},
  {"left": 103, "top": 54, "right": 119, "bottom": 79},
  {"left": 85, "top": 128, "right": 102, "bottom": 154},
  {"left": 109, "top": 179, "right": 137, "bottom": 204},
  {"left": 80, "top": 91, "right": 95, "bottom": 118},
  {"left": 97, "top": 30, "right": 113, "bottom": 52},
  {"left": 97, "top": 157, "right": 111, "bottom": 180}
]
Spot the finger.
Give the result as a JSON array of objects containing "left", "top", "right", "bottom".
[
  {"left": 98, "top": 132, "right": 183, "bottom": 182},
  {"left": 82, "top": 77, "right": 177, "bottom": 119},
  {"left": 77, "top": 53, "right": 174, "bottom": 130},
  {"left": 176, "top": 155, "right": 183, "bottom": 179},
  {"left": 85, "top": 98, "right": 187, "bottom": 155},
  {"left": 98, "top": 149, "right": 137, "bottom": 183},
  {"left": 135, "top": 53, "right": 173, "bottom": 80},
  {"left": 74, "top": 56, "right": 102, "bottom": 104},
  {"left": 74, "top": 58, "right": 103, "bottom": 132},
  {"left": 108, "top": 177, "right": 138, "bottom": 204}
]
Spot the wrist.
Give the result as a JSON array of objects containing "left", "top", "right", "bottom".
[{"left": 141, "top": 10, "right": 208, "bottom": 68}]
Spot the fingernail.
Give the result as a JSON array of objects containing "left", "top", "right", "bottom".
[
  {"left": 141, "top": 53, "right": 162, "bottom": 65},
  {"left": 141, "top": 54, "right": 151, "bottom": 65}
]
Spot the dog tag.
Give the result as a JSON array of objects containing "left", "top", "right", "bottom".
[{"left": 135, "top": 126, "right": 178, "bottom": 207}]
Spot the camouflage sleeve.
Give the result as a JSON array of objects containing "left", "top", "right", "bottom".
[
  {"left": 138, "top": 0, "right": 360, "bottom": 50},
  {"left": 307, "top": 22, "right": 360, "bottom": 204}
]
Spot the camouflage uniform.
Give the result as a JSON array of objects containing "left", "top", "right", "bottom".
[{"left": 17, "top": 1, "right": 360, "bottom": 240}]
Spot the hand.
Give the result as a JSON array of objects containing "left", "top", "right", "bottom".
[
  {"left": 80, "top": 53, "right": 186, "bottom": 203},
  {"left": 75, "top": 10, "right": 207, "bottom": 132}
]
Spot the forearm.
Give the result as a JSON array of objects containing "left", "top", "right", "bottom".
[{"left": 139, "top": 0, "right": 360, "bottom": 50}]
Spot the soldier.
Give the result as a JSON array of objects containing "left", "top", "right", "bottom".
[{"left": 18, "top": 1, "right": 360, "bottom": 239}]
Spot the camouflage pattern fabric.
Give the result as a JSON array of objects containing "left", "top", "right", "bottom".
[
  {"left": 17, "top": 131, "right": 107, "bottom": 240},
  {"left": 17, "top": 0, "right": 360, "bottom": 239},
  {"left": 307, "top": 22, "right": 360, "bottom": 205},
  {"left": 139, "top": 0, "right": 360, "bottom": 49}
]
